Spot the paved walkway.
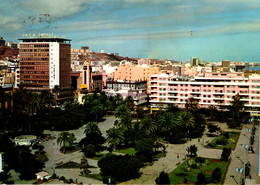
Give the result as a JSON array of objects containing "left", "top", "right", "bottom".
[
  {"left": 42, "top": 115, "right": 117, "bottom": 184},
  {"left": 121, "top": 123, "right": 223, "bottom": 184},
  {"left": 223, "top": 124, "right": 260, "bottom": 185}
]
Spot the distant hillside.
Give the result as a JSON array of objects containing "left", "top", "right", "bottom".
[
  {"left": 0, "top": 46, "right": 18, "bottom": 61},
  {"left": 90, "top": 52, "right": 138, "bottom": 62}
]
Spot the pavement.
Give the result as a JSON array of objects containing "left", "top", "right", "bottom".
[
  {"left": 224, "top": 124, "right": 260, "bottom": 185},
  {"left": 42, "top": 115, "right": 117, "bottom": 184},
  {"left": 37, "top": 116, "right": 260, "bottom": 185}
]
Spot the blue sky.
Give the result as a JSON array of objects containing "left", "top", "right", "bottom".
[{"left": 1, "top": 0, "right": 260, "bottom": 62}]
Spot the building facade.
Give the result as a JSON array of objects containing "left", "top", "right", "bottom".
[
  {"left": 18, "top": 38, "right": 71, "bottom": 94},
  {"left": 150, "top": 72, "right": 260, "bottom": 114},
  {"left": 105, "top": 80, "right": 147, "bottom": 105},
  {"left": 113, "top": 63, "right": 161, "bottom": 94}
]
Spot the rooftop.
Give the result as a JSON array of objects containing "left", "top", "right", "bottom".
[{"left": 18, "top": 37, "right": 71, "bottom": 43}]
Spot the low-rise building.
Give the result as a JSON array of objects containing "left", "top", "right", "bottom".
[{"left": 105, "top": 80, "right": 147, "bottom": 105}]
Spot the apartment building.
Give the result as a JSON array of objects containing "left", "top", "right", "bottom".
[
  {"left": 18, "top": 38, "right": 71, "bottom": 95},
  {"left": 113, "top": 63, "right": 161, "bottom": 94},
  {"left": 150, "top": 72, "right": 260, "bottom": 114}
]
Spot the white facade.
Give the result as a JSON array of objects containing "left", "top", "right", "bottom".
[{"left": 49, "top": 43, "right": 60, "bottom": 89}]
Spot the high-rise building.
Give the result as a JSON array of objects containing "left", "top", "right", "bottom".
[{"left": 18, "top": 38, "right": 71, "bottom": 95}]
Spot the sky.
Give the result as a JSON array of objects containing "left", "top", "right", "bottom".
[{"left": 1, "top": 0, "right": 260, "bottom": 62}]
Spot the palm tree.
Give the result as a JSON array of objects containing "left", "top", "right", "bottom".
[
  {"left": 135, "top": 106, "right": 144, "bottom": 124},
  {"left": 81, "top": 121, "right": 105, "bottom": 147},
  {"left": 176, "top": 111, "right": 195, "bottom": 140},
  {"left": 106, "top": 127, "right": 124, "bottom": 151},
  {"left": 139, "top": 116, "right": 157, "bottom": 136},
  {"left": 185, "top": 97, "right": 199, "bottom": 113},
  {"left": 159, "top": 112, "right": 176, "bottom": 132},
  {"left": 80, "top": 157, "right": 91, "bottom": 175},
  {"left": 83, "top": 121, "right": 102, "bottom": 136},
  {"left": 115, "top": 104, "right": 131, "bottom": 119},
  {"left": 57, "top": 131, "right": 76, "bottom": 154},
  {"left": 115, "top": 94, "right": 123, "bottom": 107},
  {"left": 53, "top": 85, "right": 60, "bottom": 103},
  {"left": 91, "top": 105, "right": 102, "bottom": 123},
  {"left": 124, "top": 96, "right": 134, "bottom": 109}
]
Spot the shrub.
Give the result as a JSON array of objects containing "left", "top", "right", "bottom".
[
  {"left": 221, "top": 148, "right": 231, "bottom": 161},
  {"left": 223, "top": 132, "right": 229, "bottom": 139},
  {"left": 60, "top": 176, "right": 65, "bottom": 180},
  {"left": 208, "top": 124, "right": 220, "bottom": 133},
  {"left": 212, "top": 167, "right": 222, "bottom": 182},
  {"left": 196, "top": 172, "right": 205, "bottom": 184},
  {"left": 52, "top": 173, "right": 57, "bottom": 179},
  {"left": 155, "top": 171, "right": 170, "bottom": 185},
  {"left": 195, "top": 157, "right": 205, "bottom": 164},
  {"left": 135, "top": 138, "right": 154, "bottom": 162},
  {"left": 98, "top": 155, "right": 142, "bottom": 182},
  {"left": 216, "top": 136, "right": 228, "bottom": 145},
  {"left": 186, "top": 145, "right": 198, "bottom": 157},
  {"left": 83, "top": 144, "right": 96, "bottom": 157}
]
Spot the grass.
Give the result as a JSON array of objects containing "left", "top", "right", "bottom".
[
  {"left": 115, "top": 147, "right": 136, "bottom": 155},
  {"left": 168, "top": 158, "right": 229, "bottom": 185},
  {"left": 91, "top": 153, "right": 107, "bottom": 160},
  {"left": 207, "top": 132, "right": 240, "bottom": 150},
  {"left": 56, "top": 161, "right": 82, "bottom": 168},
  {"left": 154, "top": 152, "right": 164, "bottom": 159},
  {"left": 81, "top": 174, "right": 103, "bottom": 181}
]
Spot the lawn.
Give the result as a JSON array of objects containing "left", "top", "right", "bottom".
[
  {"left": 168, "top": 158, "right": 229, "bottom": 185},
  {"left": 91, "top": 152, "right": 107, "bottom": 160},
  {"left": 81, "top": 174, "right": 103, "bottom": 181},
  {"left": 207, "top": 132, "right": 240, "bottom": 150},
  {"left": 56, "top": 161, "right": 82, "bottom": 168},
  {"left": 115, "top": 147, "right": 136, "bottom": 155}
]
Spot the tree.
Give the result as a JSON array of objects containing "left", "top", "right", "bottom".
[
  {"left": 83, "top": 144, "right": 96, "bottom": 157},
  {"left": 176, "top": 111, "right": 195, "bottom": 140},
  {"left": 115, "top": 104, "right": 131, "bottom": 119},
  {"left": 155, "top": 171, "right": 170, "bottom": 185},
  {"left": 139, "top": 116, "right": 157, "bottom": 136},
  {"left": 185, "top": 97, "right": 199, "bottom": 113},
  {"left": 135, "top": 138, "right": 154, "bottom": 162},
  {"left": 91, "top": 105, "right": 102, "bottom": 123},
  {"left": 124, "top": 96, "right": 134, "bottom": 109},
  {"left": 212, "top": 167, "right": 222, "bottom": 182},
  {"left": 106, "top": 127, "right": 125, "bottom": 151},
  {"left": 98, "top": 155, "right": 142, "bottom": 182},
  {"left": 57, "top": 131, "right": 76, "bottom": 154},
  {"left": 196, "top": 172, "right": 206, "bottom": 184},
  {"left": 80, "top": 122, "right": 105, "bottom": 148},
  {"left": 186, "top": 145, "right": 198, "bottom": 157},
  {"left": 115, "top": 94, "right": 123, "bottom": 107},
  {"left": 80, "top": 157, "right": 91, "bottom": 175},
  {"left": 167, "top": 104, "right": 180, "bottom": 114},
  {"left": 228, "top": 93, "right": 244, "bottom": 128},
  {"left": 208, "top": 124, "right": 220, "bottom": 133},
  {"left": 135, "top": 106, "right": 144, "bottom": 124},
  {"left": 159, "top": 112, "right": 176, "bottom": 132},
  {"left": 221, "top": 148, "right": 231, "bottom": 161}
]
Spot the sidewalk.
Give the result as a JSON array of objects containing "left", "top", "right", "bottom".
[{"left": 224, "top": 125, "right": 259, "bottom": 185}]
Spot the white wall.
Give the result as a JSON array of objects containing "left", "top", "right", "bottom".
[{"left": 49, "top": 43, "right": 60, "bottom": 89}]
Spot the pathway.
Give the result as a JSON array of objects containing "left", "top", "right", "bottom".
[{"left": 42, "top": 115, "right": 117, "bottom": 184}]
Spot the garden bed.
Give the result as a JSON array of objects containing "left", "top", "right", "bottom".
[
  {"left": 168, "top": 158, "right": 229, "bottom": 185},
  {"left": 206, "top": 132, "right": 240, "bottom": 150}
]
